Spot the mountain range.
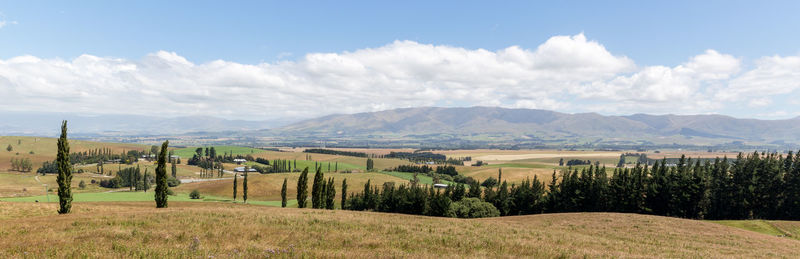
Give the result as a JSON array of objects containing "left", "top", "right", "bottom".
[{"left": 271, "top": 107, "right": 800, "bottom": 145}]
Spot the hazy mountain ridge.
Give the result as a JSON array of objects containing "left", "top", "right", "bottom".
[
  {"left": 0, "top": 112, "right": 290, "bottom": 136},
  {"left": 274, "top": 107, "right": 800, "bottom": 144}
]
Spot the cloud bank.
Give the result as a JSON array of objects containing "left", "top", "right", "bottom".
[{"left": 1, "top": 33, "right": 798, "bottom": 120}]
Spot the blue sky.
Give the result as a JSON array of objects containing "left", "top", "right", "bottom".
[
  {"left": 1, "top": 1, "right": 799, "bottom": 120},
  {"left": 3, "top": 1, "right": 799, "bottom": 65}
]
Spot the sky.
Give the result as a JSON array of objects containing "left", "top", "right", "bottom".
[{"left": 0, "top": 1, "right": 799, "bottom": 121}]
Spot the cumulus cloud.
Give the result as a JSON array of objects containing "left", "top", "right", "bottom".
[{"left": 0, "top": 34, "right": 797, "bottom": 120}]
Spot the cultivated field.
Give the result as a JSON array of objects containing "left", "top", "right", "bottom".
[{"left": 1, "top": 201, "right": 798, "bottom": 258}]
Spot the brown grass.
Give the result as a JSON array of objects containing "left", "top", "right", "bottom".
[{"left": 0, "top": 201, "right": 798, "bottom": 258}]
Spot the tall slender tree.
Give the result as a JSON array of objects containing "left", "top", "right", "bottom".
[
  {"left": 243, "top": 166, "right": 249, "bottom": 203},
  {"left": 171, "top": 160, "right": 177, "bottom": 178},
  {"left": 154, "top": 140, "right": 169, "bottom": 208},
  {"left": 326, "top": 177, "right": 336, "bottom": 209},
  {"left": 341, "top": 178, "right": 348, "bottom": 210},
  {"left": 281, "top": 178, "right": 288, "bottom": 207},
  {"left": 312, "top": 167, "right": 324, "bottom": 208},
  {"left": 56, "top": 120, "right": 73, "bottom": 214},
  {"left": 297, "top": 167, "right": 309, "bottom": 208},
  {"left": 233, "top": 173, "right": 238, "bottom": 201}
]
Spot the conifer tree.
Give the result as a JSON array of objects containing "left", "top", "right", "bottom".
[
  {"left": 281, "top": 178, "right": 288, "bottom": 207},
  {"left": 171, "top": 160, "right": 177, "bottom": 178},
  {"left": 297, "top": 167, "right": 309, "bottom": 208},
  {"left": 312, "top": 167, "right": 324, "bottom": 208},
  {"left": 366, "top": 158, "right": 374, "bottom": 171},
  {"left": 341, "top": 178, "right": 348, "bottom": 209},
  {"left": 233, "top": 173, "right": 238, "bottom": 201},
  {"left": 243, "top": 166, "right": 249, "bottom": 203},
  {"left": 154, "top": 140, "right": 169, "bottom": 208},
  {"left": 326, "top": 177, "right": 336, "bottom": 209},
  {"left": 56, "top": 120, "right": 73, "bottom": 214}
]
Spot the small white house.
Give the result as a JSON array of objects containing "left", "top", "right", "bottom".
[
  {"left": 233, "top": 158, "right": 247, "bottom": 164},
  {"left": 233, "top": 167, "right": 258, "bottom": 173}
]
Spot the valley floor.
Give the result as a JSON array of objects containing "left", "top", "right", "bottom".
[{"left": 1, "top": 201, "right": 799, "bottom": 258}]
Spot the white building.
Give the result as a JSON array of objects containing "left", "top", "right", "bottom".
[{"left": 233, "top": 167, "right": 258, "bottom": 173}]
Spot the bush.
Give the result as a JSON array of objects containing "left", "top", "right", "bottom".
[
  {"left": 78, "top": 180, "right": 86, "bottom": 189},
  {"left": 481, "top": 177, "right": 498, "bottom": 188},
  {"left": 167, "top": 177, "right": 181, "bottom": 187},
  {"left": 450, "top": 198, "right": 500, "bottom": 218},
  {"left": 190, "top": 189, "right": 201, "bottom": 199},
  {"left": 167, "top": 189, "right": 176, "bottom": 196},
  {"left": 453, "top": 175, "right": 477, "bottom": 185}
]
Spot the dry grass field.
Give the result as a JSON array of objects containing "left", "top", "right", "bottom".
[{"left": 1, "top": 201, "right": 798, "bottom": 258}]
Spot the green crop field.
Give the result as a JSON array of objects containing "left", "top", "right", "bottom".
[
  {"left": 379, "top": 171, "right": 457, "bottom": 186},
  {"left": 172, "top": 145, "right": 265, "bottom": 159}
]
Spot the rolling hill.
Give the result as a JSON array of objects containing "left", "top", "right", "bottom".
[{"left": 1, "top": 201, "right": 798, "bottom": 257}]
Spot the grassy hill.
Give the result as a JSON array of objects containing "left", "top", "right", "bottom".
[{"left": 1, "top": 201, "right": 798, "bottom": 257}]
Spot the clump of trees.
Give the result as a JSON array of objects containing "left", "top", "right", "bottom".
[{"left": 10, "top": 158, "right": 33, "bottom": 172}]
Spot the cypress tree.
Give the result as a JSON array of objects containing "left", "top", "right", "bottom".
[
  {"left": 341, "top": 178, "right": 348, "bottom": 209},
  {"left": 326, "top": 177, "right": 336, "bottom": 209},
  {"left": 296, "top": 167, "right": 309, "bottom": 208},
  {"left": 233, "top": 173, "right": 238, "bottom": 201},
  {"left": 312, "top": 167, "right": 324, "bottom": 208},
  {"left": 171, "top": 160, "right": 177, "bottom": 178},
  {"left": 243, "top": 166, "right": 249, "bottom": 203},
  {"left": 281, "top": 178, "right": 288, "bottom": 207},
  {"left": 154, "top": 140, "right": 169, "bottom": 208},
  {"left": 56, "top": 120, "right": 73, "bottom": 214}
]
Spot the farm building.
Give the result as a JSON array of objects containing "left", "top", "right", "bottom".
[
  {"left": 233, "top": 167, "right": 258, "bottom": 173},
  {"left": 233, "top": 158, "right": 247, "bottom": 164},
  {"left": 433, "top": 183, "right": 448, "bottom": 189}
]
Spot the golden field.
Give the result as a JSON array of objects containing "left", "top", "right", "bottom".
[{"left": 1, "top": 201, "right": 799, "bottom": 258}]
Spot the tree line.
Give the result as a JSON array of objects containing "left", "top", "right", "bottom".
[{"left": 339, "top": 152, "right": 800, "bottom": 220}]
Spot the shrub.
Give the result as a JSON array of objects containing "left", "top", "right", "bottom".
[
  {"left": 481, "top": 177, "right": 498, "bottom": 188},
  {"left": 167, "top": 177, "right": 181, "bottom": 187},
  {"left": 190, "top": 189, "right": 201, "bottom": 199},
  {"left": 78, "top": 180, "right": 86, "bottom": 189},
  {"left": 167, "top": 189, "right": 176, "bottom": 196},
  {"left": 450, "top": 198, "right": 500, "bottom": 218}
]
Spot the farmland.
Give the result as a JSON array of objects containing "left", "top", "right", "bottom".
[{"left": 3, "top": 136, "right": 800, "bottom": 258}]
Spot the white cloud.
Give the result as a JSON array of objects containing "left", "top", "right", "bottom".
[{"left": 0, "top": 34, "right": 798, "bottom": 120}]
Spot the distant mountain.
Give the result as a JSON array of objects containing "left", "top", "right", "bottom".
[
  {"left": 0, "top": 112, "right": 292, "bottom": 136},
  {"left": 272, "top": 107, "right": 800, "bottom": 145}
]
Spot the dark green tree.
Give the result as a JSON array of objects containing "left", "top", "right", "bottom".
[
  {"left": 325, "top": 177, "right": 336, "bottom": 209},
  {"left": 311, "top": 167, "right": 324, "bottom": 208},
  {"left": 56, "top": 120, "right": 73, "bottom": 214},
  {"left": 233, "top": 172, "right": 238, "bottom": 201},
  {"left": 281, "top": 178, "right": 288, "bottom": 207},
  {"left": 171, "top": 160, "right": 177, "bottom": 178},
  {"left": 243, "top": 166, "right": 249, "bottom": 203},
  {"left": 296, "top": 167, "right": 309, "bottom": 208},
  {"left": 341, "top": 178, "right": 348, "bottom": 209},
  {"left": 366, "top": 158, "right": 374, "bottom": 171},
  {"left": 154, "top": 140, "right": 169, "bottom": 208}
]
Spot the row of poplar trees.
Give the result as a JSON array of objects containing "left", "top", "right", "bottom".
[{"left": 56, "top": 121, "right": 172, "bottom": 214}]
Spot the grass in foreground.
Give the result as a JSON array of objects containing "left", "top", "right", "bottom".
[{"left": 1, "top": 202, "right": 799, "bottom": 258}]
